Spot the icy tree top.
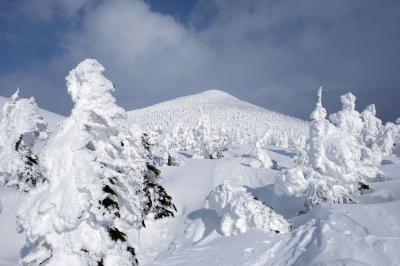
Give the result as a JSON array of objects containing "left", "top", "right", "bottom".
[
  {"left": 340, "top": 92, "right": 356, "bottom": 111},
  {"left": 66, "top": 59, "right": 125, "bottom": 122},
  {"left": 310, "top": 87, "right": 327, "bottom": 121},
  {"left": 66, "top": 59, "right": 117, "bottom": 106},
  {"left": 1, "top": 89, "right": 47, "bottom": 139},
  {"left": 364, "top": 104, "right": 376, "bottom": 116}
]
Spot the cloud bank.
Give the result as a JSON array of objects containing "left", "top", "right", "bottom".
[{"left": 0, "top": 0, "right": 399, "bottom": 121}]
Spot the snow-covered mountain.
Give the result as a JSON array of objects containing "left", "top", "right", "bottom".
[
  {"left": 128, "top": 90, "right": 308, "bottom": 148},
  {"left": 1, "top": 87, "right": 400, "bottom": 266}
]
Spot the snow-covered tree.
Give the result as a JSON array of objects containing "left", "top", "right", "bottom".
[
  {"left": 192, "top": 117, "right": 227, "bottom": 159},
  {"left": 160, "top": 125, "right": 184, "bottom": 166},
  {"left": 361, "top": 104, "right": 383, "bottom": 147},
  {"left": 0, "top": 89, "right": 48, "bottom": 192},
  {"left": 328, "top": 92, "right": 383, "bottom": 180},
  {"left": 329, "top": 92, "right": 363, "bottom": 137},
  {"left": 276, "top": 88, "right": 367, "bottom": 209},
  {"left": 373, "top": 122, "right": 399, "bottom": 156},
  {"left": 249, "top": 140, "right": 273, "bottom": 169},
  {"left": 205, "top": 182, "right": 291, "bottom": 236},
  {"left": 141, "top": 133, "right": 177, "bottom": 221},
  {"left": 17, "top": 59, "right": 147, "bottom": 265}
]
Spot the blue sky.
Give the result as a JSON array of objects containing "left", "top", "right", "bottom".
[{"left": 0, "top": 0, "right": 399, "bottom": 122}]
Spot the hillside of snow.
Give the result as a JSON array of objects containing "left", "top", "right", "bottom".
[
  {"left": 1, "top": 87, "right": 400, "bottom": 266},
  {"left": 2, "top": 143, "right": 400, "bottom": 265},
  {"left": 128, "top": 90, "right": 308, "bottom": 149}
]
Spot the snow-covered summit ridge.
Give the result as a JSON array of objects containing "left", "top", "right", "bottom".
[{"left": 166, "top": 89, "right": 240, "bottom": 104}]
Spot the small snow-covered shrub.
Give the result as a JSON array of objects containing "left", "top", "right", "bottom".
[
  {"left": 275, "top": 166, "right": 361, "bottom": 207},
  {"left": 205, "top": 183, "right": 291, "bottom": 236},
  {"left": 0, "top": 89, "right": 48, "bottom": 192},
  {"left": 160, "top": 126, "right": 185, "bottom": 166},
  {"left": 249, "top": 141, "right": 273, "bottom": 168},
  {"left": 191, "top": 117, "right": 228, "bottom": 159}
]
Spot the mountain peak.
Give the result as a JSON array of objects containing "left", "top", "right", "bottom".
[{"left": 195, "top": 90, "right": 238, "bottom": 100}]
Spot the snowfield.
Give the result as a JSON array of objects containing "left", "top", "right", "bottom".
[
  {"left": 1, "top": 89, "right": 400, "bottom": 266},
  {"left": 2, "top": 145, "right": 400, "bottom": 265}
]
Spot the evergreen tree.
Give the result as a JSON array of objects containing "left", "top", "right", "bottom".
[
  {"left": 141, "top": 133, "right": 177, "bottom": 222},
  {"left": 361, "top": 104, "right": 383, "bottom": 148},
  {"left": 17, "top": 59, "right": 145, "bottom": 265},
  {"left": 0, "top": 89, "right": 48, "bottom": 192}
]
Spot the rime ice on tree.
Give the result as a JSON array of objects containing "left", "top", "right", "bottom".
[
  {"left": 0, "top": 89, "right": 48, "bottom": 192},
  {"left": 205, "top": 182, "right": 290, "bottom": 236},
  {"left": 276, "top": 88, "right": 369, "bottom": 209},
  {"left": 17, "top": 59, "right": 146, "bottom": 266}
]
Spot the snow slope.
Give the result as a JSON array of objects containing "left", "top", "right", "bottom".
[
  {"left": 134, "top": 148, "right": 400, "bottom": 266},
  {"left": 2, "top": 144, "right": 400, "bottom": 265},
  {"left": 1, "top": 92, "right": 400, "bottom": 265},
  {"left": 128, "top": 90, "right": 308, "bottom": 148}
]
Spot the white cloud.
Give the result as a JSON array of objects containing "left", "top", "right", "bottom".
[
  {"left": 60, "top": 0, "right": 212, "bottom": 105},
  {"left": 1, "top": 0, "right": 400, "bottom": 121}
]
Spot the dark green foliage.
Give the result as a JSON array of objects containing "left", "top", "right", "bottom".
[
  {"left": 146, "top": 162, "right": 161, "bottom": 177},
  {"left": 359, "top": 182, "right": 370, "bottom": 190},
  {"left": 167, "top": 154, "right": 179, "bottom": 166},
  {"left": 127, "top": 246, "right": 135, "bottom": 257},
  {"left": 127, "top": 246, "right": 138, "bottom": 264},
  {"left": 101, "top": 197, "right": 119, "bottom": 210},
  {"left": 108, "top": 227, "right": 126, "bottom": 242},
  {"left": 15, "top": 135, "right": 23, "bottom": 151},
  {"left": 103, "top": 185, "right": 117, "bottom": 196}
]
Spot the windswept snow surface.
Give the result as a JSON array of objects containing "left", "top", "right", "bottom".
[{"left": 1, "top": 93, "right": 400, "bottom": 265}]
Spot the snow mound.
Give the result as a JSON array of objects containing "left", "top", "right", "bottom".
[{"left": 205, "top": 183, "right": 291, "bottom": 236}]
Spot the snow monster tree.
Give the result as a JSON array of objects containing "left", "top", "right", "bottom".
[
  {"left": 17, "top": 59, "right": 174, "bottom": 265},
  {"left": 275, "top": 88, "right": 369, "bottom": 209},
  {"left": 0, "top": 89, "right": 48, "bottom": 192}
]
